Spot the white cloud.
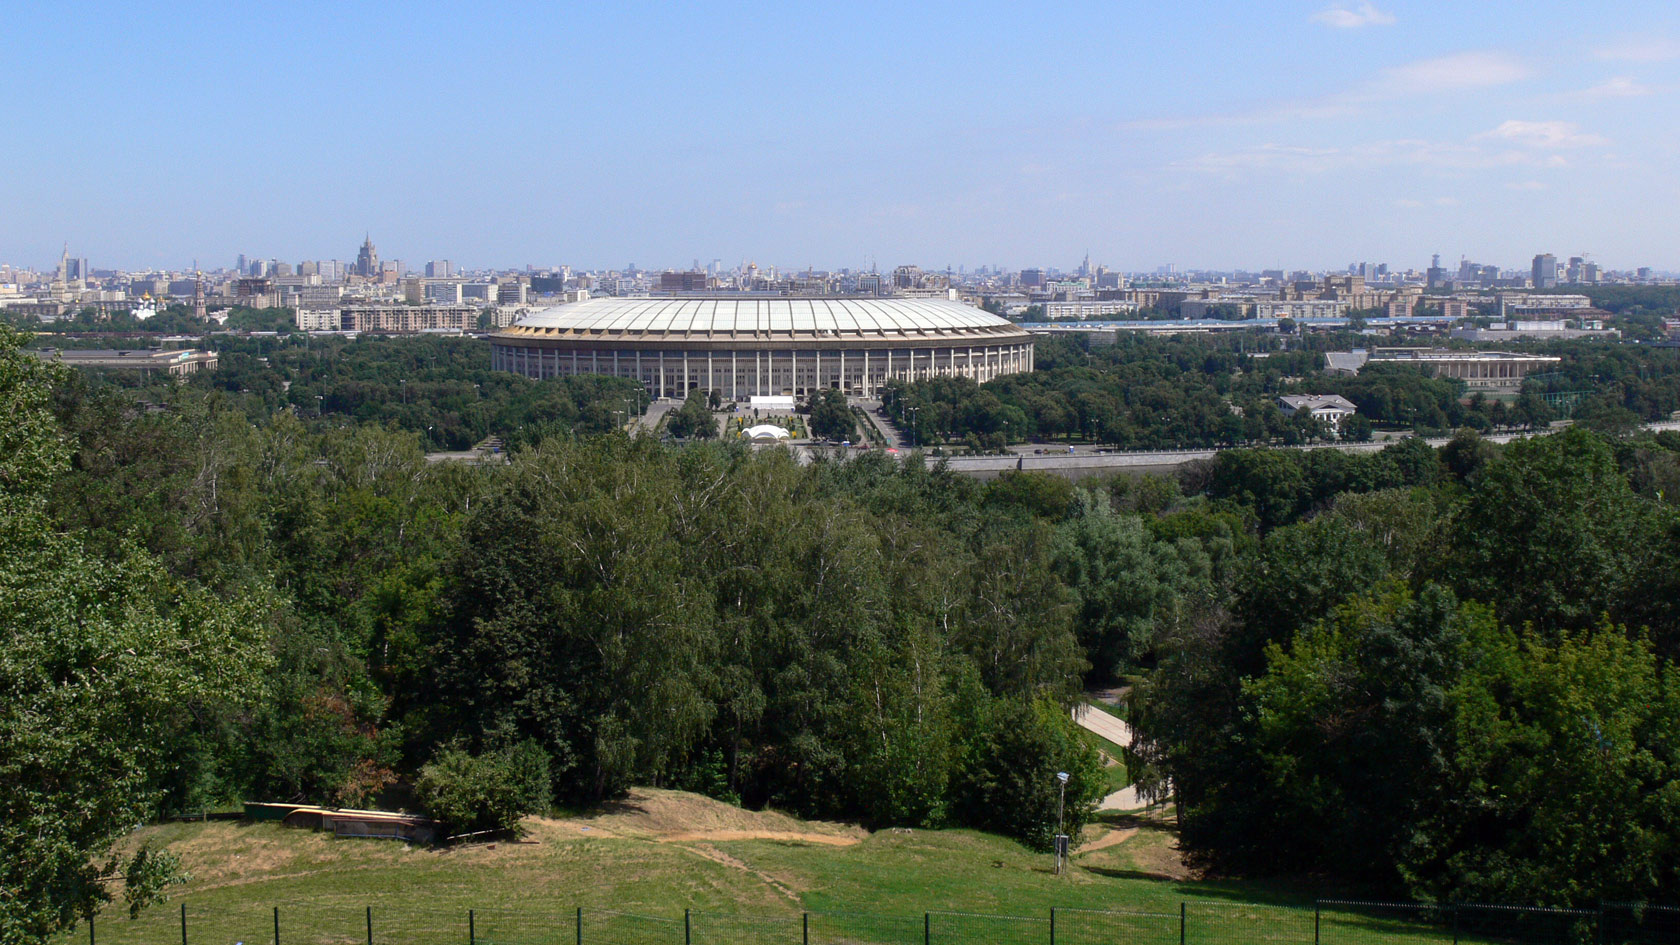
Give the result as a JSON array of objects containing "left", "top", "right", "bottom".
[
  {"left": 1122, "top": 50, "right": 1526, "bottom": 132},
  {"left": 1311, "top": 2, "right": 1396, "bottom": 28},
  {"left": 1376, "top": 51, "right": 1532, "bottom": 94},
  {"left": 1178, "top": 138, "right": 1545, "bottom": 176},
  {"left": 1592, "top": 36, "right": 1680, "bottom": 62},
  {"left": 1574, "top": 76, "right": 1653, "bottom": 99},
  {"left": 1478, "top": 120, "right": 1608, "bottom": 149}
]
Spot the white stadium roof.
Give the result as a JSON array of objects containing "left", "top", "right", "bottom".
[{"left": 506, "top": 296, "right": 1018, "bottom": 339}]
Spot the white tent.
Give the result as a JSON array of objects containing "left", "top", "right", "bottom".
[{"left": 742, "top": 424, "right": 791, "bottom": 440}]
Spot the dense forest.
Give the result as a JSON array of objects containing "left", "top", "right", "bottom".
[{"left": 8, "top": 322, "right": 1680, "bottom": 943}]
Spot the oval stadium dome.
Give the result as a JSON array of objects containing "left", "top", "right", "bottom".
[{"left": 490, "top": 296, "right": 1035, "bottom": 399}]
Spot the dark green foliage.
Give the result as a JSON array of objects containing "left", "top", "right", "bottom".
[
  {"left": 15, "top": 318, "right": 1680, "bottom": 916},
  {"left": 806, "top": 387, "right": 856, "bottom": 441},
  {"left": 666, "top": 389, "right": 718, "bottom": 439},
  {"left": 950, "top": 693, "right": 1106, "bottom": 851}
]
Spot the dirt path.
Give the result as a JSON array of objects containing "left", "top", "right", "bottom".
[
  {"left": 1076, "top": 826, "right": 1138, "bottom": 854},
  {"left": 678, "top": 843, "right": 802, "bottom": 902}
]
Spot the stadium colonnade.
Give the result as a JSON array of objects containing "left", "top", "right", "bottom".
[{"left": 489, "top": 296, "right": 1036, "bottom": 399}]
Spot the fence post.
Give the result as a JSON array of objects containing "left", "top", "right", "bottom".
[
  {"left": 367, "top": 906, "right": 373, "bottom": 945},
  {"left": 1452, "top": 905, "right": 1460, "bottom": 945},
  {"left": 803, "top": 913, "right": 809, "bottom": 945},
  {"left": 88, "top": 914, "right": 95, "bottom": 945},
  {"left": 924, "top": 913, "right": 931, "bottom": 945},
  {"left": 181, "top": 902, "right": 188, "bottom": 945},
  {"left": 469, "top": 910, "right": 475, "bottom": 945},
  {"left": 275, "top": 906, "right": 281, "bottom": 945},
  {"left": 685, "top": 909, "right": 691, "bottom": 945},
  {"left": 1315, "top": 902, "right": 1321, "bottom": 945},
  {"left": 576, "top": 907, "right": 582, "bottom": 945},
  {"left": 1050, "top": 909, "right": 1056, "bottom": 945},
  {"left": 1180, "top": 903, "right": 1187, "bottom": 945},
  {"left": 1596, "top": 902, "right": 1605, "bottom": 945}
]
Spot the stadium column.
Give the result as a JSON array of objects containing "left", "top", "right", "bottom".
[
  {"left": 862, "top": 349, "right": 869, "bottom": 396},
  {"left": 731, "top": 351, "right": 737, "bottom": 401},
  {"left": 707, "top": 351, "right": 713, "bottom": 395}
]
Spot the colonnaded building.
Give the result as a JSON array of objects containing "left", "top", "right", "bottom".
[{"left": 489, "top": 296, "right": 1035, "bottom": 399}]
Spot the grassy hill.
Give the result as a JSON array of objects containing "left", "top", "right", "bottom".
[{"left": 81, "top": 791, "right": 1457, "bottom": 945}]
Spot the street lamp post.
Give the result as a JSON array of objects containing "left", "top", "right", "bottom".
[{"left": 1055, "top": 771, "right": 1069, "bottom": 875}]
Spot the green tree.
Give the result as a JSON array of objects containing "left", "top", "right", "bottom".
[
  {"left": 950, "top": 691, "right": 1105, "bottom": 850},
  {"left": 806, "top": 387, "right": 856, "bottom": 441},
  {"left": 0, "top": 327, "right": 270, "bottom": 943},
  {"left": 666, "top": 390, "right": 717, "bottom": 439}
]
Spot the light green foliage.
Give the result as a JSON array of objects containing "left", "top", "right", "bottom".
[
  {"left": 1052, "top": 488, "right": 1207, "bottom": 679},
  {"left": 0, "top": 328, "right": 271, "bottom": 945},
  {"left": 416, "top": 742, "right": 552, "bottom": 837}
]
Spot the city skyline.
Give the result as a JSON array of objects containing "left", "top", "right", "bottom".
[{"left": 5, "top": 1, "right": 1679, "bottom": 270}]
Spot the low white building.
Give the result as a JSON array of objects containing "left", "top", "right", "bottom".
[
  {"left": 295, "top": 308, "right": 342, "bottom": 331},
  {"left": 1254, "top": 300, "right": 1350, "bottom": 320},
  {"left": 1278, "top": 394, "right": 1358, "bottom": 433}
]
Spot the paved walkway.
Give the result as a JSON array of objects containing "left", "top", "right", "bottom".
[{"left": 1073, "top": 704, "right": 1154, "bottom": 812}]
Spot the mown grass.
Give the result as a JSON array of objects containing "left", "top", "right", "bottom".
[{"left": 72, "top": 801, "right": 1467, "bottom": 945}]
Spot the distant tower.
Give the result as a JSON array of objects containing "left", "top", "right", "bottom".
[
  {"left": 57, "top": 242, "right": 70, "bottom": 283},
  {"left": 193, "top": 272, "right": 207, "bottom": 322},
  {"left": 355, "top": 234, "right": 379, "bottom": 278}
]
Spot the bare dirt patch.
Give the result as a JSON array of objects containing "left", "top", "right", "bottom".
[
  {"left": 1075, "top": 826, "right": 1137, "bottom": 855},
  {"left": 535, "top": 788, "right": 867, "bottom": 847}
]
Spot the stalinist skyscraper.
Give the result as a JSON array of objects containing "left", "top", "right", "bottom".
[{"left": 355, "top": 235, "right": 380, "bottom": 278}]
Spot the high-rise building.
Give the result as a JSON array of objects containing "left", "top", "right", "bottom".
[
  {"left": 425, "top": 260, "right": 453, "bottom": 278},
  {"left": 355, "top": 235, "right": 380, "bottom": 278},
  {"left": 1531, "top": 253, "right": 1558, "bottom": 289},
  {"left": 1427, "top": 254, "right": 1448, "bottom": 288}
]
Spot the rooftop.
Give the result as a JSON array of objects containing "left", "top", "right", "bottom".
[{"left": 501, "top": 296, "right": 1025, "bottom": 340}]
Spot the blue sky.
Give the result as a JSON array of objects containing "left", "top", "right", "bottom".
[{"left": 5, "top": 1, "right": 1679, "bottom": 272}]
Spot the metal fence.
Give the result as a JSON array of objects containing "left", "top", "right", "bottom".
[{"left": 70, "top": 900, "right": 1680, "bottom": 945}]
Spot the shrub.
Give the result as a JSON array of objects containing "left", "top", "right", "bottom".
[{"left": 415, "top": 741, "right": 552, "bottom": 838}]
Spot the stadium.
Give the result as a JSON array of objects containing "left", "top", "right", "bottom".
[{"left": 489, "top": 296, "right": 1035, "bottom": 399}]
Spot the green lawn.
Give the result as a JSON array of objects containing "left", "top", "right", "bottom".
[{"left": 69, "top": 792, "right": 1476, "bottom": 945}]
